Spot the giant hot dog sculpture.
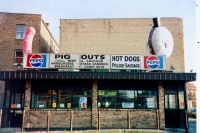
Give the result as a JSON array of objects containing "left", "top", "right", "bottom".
[
  {"left": 22, "top": 27, "right": 36, "bottom": 55},
  {"left": 147, "top": 18, "right": 174, "bottom": 58}
]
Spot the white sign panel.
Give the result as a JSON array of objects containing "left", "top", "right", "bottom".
[
  {"left": 49, "top": 54, "right": 79, "bottom": 69},
  {"left": 146, "top": 98, "right": 155, "bottom": 108},
  {"left": 80, "top": 54, "right": 110, "bottom": 69},
  {"left": 111, "top": 55, "right": 140, "bottom": 69}
]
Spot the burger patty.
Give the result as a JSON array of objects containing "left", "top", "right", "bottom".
[{"left": 147, "top": 28, "right": 156, "bottom": 55}]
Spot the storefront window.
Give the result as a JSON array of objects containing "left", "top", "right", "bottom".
[
  {"left": 137, "top": 90, "right": 157, "bottom": 109},
  {"left": 178, "top": 91, "right": 185, "bottom": 109},
  {"left": 72, "top": 90, "right": 92, "bottom": 108},
  {"left": 169, "top": 94, "right": 178, "bottom": 109},
  {"left": 98, "top": 89, "right": 157, "bottom": 109},
  {"left": 32, "top": 90, "right": 51, "bottom": 108},
  {"left": 98, "top": 90, "right": 117, "bottom": 108},
  {"left": 118, "top": 90, "right": 136, "bottom": 108},
  {"left": 165, "top": 94, "right": 168, "bottom": 109},
  {"left": 31, "top": 89, "right": 92, "bottom": 109}
]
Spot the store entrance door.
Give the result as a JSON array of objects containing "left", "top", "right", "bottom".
[
  {"left": 164, "top": 93, "right": 180, "bottom": 128},
  {"left": 7, "top": 92, "right": 24, "bottom": 127}
]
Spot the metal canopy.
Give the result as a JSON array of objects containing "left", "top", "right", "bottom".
[{"left": 0, "top": 71, "right": 196, "bottom": 81}]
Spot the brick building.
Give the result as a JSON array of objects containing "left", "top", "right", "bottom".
[
  {"left": 186, "top": 82, "right": 196, "bottom": 109},
  {"left": 0, "top": 16, "right": 196, "bottom": 132},
  {"left": 60, "top": 18, "right": 185, "bottom": 72},
  {"left": 0, "top": 12, "right": 59, "bottom": 127}
]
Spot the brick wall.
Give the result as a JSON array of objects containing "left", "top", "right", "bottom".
[
  {"left": 99, "top": 110, "right": 157, "bottom": 129},
  {"left": 40, "top": 20, "right": 59, "bottom": 53},
  {"left": 0, "top": 12, "right": 41, "bottom": 71},
  {"left": 60, "top": 18, "right": 184, "bottom": 72},
  {"left": 100, "top": 110, "right": 128, "bottom": 129},
  {"left": 22, "top": 80, "right": 164, "bottom": 130},
  {"left": 129, "top": 110, "right": 157, "bottom": 129},
  {"left": 186, "top": 83, "right": 196, "bottom": 108},
  {"left": 158, "top": 82, "right": 165, "bottom": 129},
  {"left": 0, "top": 12, "right": 59, "bottom": 111}
]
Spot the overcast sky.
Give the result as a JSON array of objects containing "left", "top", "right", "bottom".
[{"left": 0, "top": 0, "right": 197, "bottom": 72}]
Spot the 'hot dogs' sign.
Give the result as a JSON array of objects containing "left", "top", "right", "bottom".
[{"left": 111, "top": 55, "right": 140, "bottom": 69}]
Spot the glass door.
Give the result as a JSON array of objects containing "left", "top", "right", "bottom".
[
  {"left": 165, "top": 93, "right": 180, "bottom": 128},
  {"left": 8, "top": 92, "right": 24, "bottom": 127}
]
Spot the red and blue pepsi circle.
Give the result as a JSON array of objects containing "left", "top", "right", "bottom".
[
  {"left": 25, "top": 54, "right": 48, "bottom": 68},
  {"left": 29, "top": 54, "right": 44, "bottom": 67},
  {"left": 146, "top": 56, "right": 160, "bottom": 69},
  {"left": 142, "top": 55, "right": 166, "bottom": 70}
]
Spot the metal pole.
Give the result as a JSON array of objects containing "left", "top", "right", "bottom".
[
  {"left": 21, "top": 110, "right": 25, "bottom": 132},
  {"left": 157, "top": 109, "right": 160, "bottom": 130},
  {"left": 128, "top": 111, "right": 130, "bottom": 129},
  {"left": 98, "top": 110, "right": 100, "bottom": 130},
  {"left": 185, "top": 110, "right": 188, "bottom": 133},
  {"left": 70, "top": 110, "right": 73, "bottom": 132},
  {"left": 47, "top": 111, "right": 50, "bottom": 132}
]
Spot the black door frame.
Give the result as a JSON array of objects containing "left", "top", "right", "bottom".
[
  {"left": 2, "top": 89, "right": 24, "bottom": 127},
  {"left": 164, "top": 92, "right": 180, "bottom": 128}
]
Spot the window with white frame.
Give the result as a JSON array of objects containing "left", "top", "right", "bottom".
[
  {"left": 16, "top": 25, "right": 26, "bottom": 39},
  {"left": 14, "top": 50, "right": 23, "bottom": 64}
]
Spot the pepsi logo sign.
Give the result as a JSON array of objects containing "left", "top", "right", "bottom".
[
  {"left": 29, "top": 54, "right": 44, "bottom": 67},
  {"left": 146, "top": 56, "right": 160, "bottom": 69}
]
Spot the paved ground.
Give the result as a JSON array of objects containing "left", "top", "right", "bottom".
[{"left": 188, "top": 118, "right": 196, "bottom": 133}]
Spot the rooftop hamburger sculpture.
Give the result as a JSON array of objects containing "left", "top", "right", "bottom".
[{"left": 147, "top": 18, "right": 174, "bottom": 58}]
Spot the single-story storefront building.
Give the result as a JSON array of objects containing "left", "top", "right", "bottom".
[{"left": 0, "top": 70, "right": 196, "bottom": 131}]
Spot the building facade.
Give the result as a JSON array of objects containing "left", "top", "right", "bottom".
[
  {"left": 60, "top": 18, "right": 185, "bottom": 72},
  {"left": 0, "top": 12, "right": 59, "bottom": 127},
  {"left": 186, "top": 82, "right": 196, "bottom": 109},
  {"left": 0, "top": 17, "right": 196, "bottom": 132}
]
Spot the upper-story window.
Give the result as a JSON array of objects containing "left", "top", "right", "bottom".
[
  {"left": 14, "top": 50, "right": 23, "bottom": 64},
  {"left": 16, "top": 25, "right": 26, "bottom": 39}
]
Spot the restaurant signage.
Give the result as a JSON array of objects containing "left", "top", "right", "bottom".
[
  {"left": 23, "top": 53, "right": 166, "bottom": 70},
  {"left": 23, "top": 53, "right": 49, "bottom": 68},
  {"left": 80, "top": 54, "right": 110, "bottom": 69},
  {"left": 140, "top": 55, "right": 166, "bottom": 70},
  {"left": 111, "top": 55, "right": 140, "bottom": 69},
  {"left": 49, "top": 54, "right": 79, "bottom": 69}
]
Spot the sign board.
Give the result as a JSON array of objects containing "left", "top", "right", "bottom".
[
  {"left": 111, "top": 55, "right": 140, "bottom": 69},
  {"left": 23, "top": 53, "right": 49, "bottom": 69},
  {"left": 80, "top": 54, "right": 110, "bottom": 69},
  {"left": 140, "top": 55, "right": 166, "bottom": 70},
  {"left": 49, "top": 54, "right": 79, "bottom": 69},
  {"left": 146, "top": 98, "right": 155, "bottom": 108},
  {"left": 122, "top": 102, "right": 134, "bottom": 108},
  {"left": 79, "top": 97, "right": 87, "bottom": 108},
  {"left": 23, "top": 53, "right": 166, "bottom": 70}
]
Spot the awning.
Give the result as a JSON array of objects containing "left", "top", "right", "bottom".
[{"left": 0, "top": 71, "right": 196, "bottom": 81}]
